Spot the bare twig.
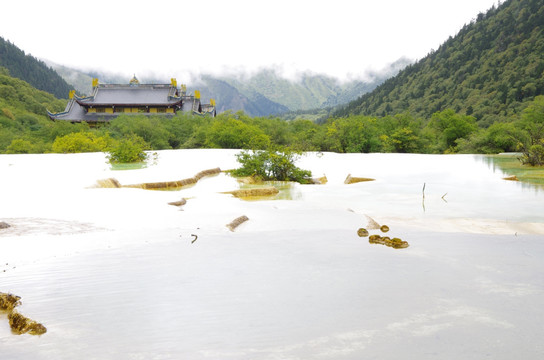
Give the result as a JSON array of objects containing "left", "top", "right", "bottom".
[{"left": 422, "top": 182, "right": 426, "bottom": 212}]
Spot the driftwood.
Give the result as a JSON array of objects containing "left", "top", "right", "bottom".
[
  {"left": 365, "top": 215, "right": 381, "bottom": 230},
  {"left": 94, "top": 178, "right": 121, "bottom": 188},
  {"left": 310, "top": 176, "right": 328, "bottom": 185},
  {"left": 344, "top": 174, "right": 375, "bottom": 184},
  {"left": 226, "top": 215, "right": 249, "bottom": 231},
  {"left": 168, "top": 198, "right": 187, "bottom": 207},
  {"left": 0, "top": 292, "right": 46, "bottom": 335}
]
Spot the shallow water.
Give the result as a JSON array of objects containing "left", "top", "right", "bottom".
[{"left": 1, "top": 150, "right": 543, "bottom": 359}]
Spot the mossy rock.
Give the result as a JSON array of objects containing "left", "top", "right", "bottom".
[
  {"left": 357, "top": 228, "right": 369, "bottom": 237},
  {"left": 8, "top": 311, "right": 47, "bottom": 335},
  {"left": 0, "top": 292, "right": 21, "bottom": 311}
]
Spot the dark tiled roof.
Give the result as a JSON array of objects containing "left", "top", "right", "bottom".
[{"left": 79, "top": 84, "right": 180, "bottom": 106}]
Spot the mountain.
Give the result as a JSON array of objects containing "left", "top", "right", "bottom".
[
  {"left": 0, "top": 37, "right": 74, "bottom": 99},
  {"left": 196, "top": 76, "right": 289, "bottom": 115},
  {"left": 334, "top": 0, "right": 544, "bottom": 126},
  {"left": 0, "top": 66, "right": 68, "bottom": 152}
]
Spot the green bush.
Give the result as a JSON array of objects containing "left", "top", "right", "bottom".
[
  {"left": 52, "top": 131, "right": 110, "bottom": 153},
  {"left": 231, "top": 147, "right": 312, "bottom": 184},
  {"left": 5, "top": 139, "right": 35, "bottom": 154},
  {"left": 106, "top": 134, "right": 149, "bottom": 164}
]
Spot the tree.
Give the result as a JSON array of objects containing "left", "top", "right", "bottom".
[
  {"left": 427, "top": 109, "right": 478, "bottom": 152},
  {"left": 231, "top": 147, "right": 312, "bottom": 184},
  {"left": 517, "top": 95, "right": 544, "bottom": 165},
  {"left": 106, "top": 134, "right": 149, "bottom": 164},
  {"left": 205, "top": 118, "right": 270, "bottom": 149}
]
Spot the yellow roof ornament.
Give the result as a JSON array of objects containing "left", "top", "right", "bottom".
[{"left": 129, "top": 74, "right": 140, "bottom": 85}]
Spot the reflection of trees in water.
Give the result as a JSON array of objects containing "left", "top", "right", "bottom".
[{"left": 478, "top": 154, "right": 544, "bottom": 190}]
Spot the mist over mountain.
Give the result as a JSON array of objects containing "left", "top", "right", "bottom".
[{"left": 47, "top": 61, "right": 409, "bottom": 117}]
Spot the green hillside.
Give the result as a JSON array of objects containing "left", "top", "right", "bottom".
[
  {"left": 334, "top": 0, "right": 544, "bottom": 126},
  {"left": 0, "top": 66, "right": 69, "bottom": 152},
  {"left": 0, "top": 37, "right": 74, "bottom": 99}
]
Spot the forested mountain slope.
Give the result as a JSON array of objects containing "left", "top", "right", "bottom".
[
  {"left": 0, "top": 37, "right": 74, "bottom": 99},
  {"left": 334, "top": 0, "right": 544, "bottom": 126},
  {"left": 0, "top": 66, "right": 67, "bottom": 152}
]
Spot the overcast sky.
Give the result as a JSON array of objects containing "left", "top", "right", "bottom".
[{"left": 1, "top": 0, "right": 498, "bottom": 81}]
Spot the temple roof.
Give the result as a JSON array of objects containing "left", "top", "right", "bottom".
[{"left": 77, "top": 84, "right": 181, "bottom": 107}]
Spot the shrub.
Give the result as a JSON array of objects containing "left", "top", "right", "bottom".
[
  {"left": 5, "top": 139, "right": 35, "bottom": 154},
  {"left": 52, "top": 131, "right": 110, "bottom": 153},
  {"left": 106, "top": 134, "right": 149, "bottom": 164},
  {"left": 231, "top": 147, "right": 312, "bottom": 184}
]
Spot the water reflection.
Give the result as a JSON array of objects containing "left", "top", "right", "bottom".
[
  {"left": 478, "top": 153, "right": 544, "bottom": 189},
  {"left": 238, "top": 180, "right": 302, "bottom": 200}
]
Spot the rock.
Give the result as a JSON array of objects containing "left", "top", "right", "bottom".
[
  {"left": 226, "top": 215, "right": 249, "bottom": 231},
  {"left": 357, "top": 228, "right": 369, "bottom": 237},
  {"left": 0, "top": 221, "right": 10, "bottom": 229},
  {"left": 344, "top": 174, "right": 375, "bottom": 184},
  {"left": 368, "top": 235, "right": 409, "bottom": 249}
]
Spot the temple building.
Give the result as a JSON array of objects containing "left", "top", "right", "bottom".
[{"left": 48, "top": 76, "right": 216, "bottom": 123}]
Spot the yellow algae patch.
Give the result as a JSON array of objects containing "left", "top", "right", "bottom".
[
  {"left": 223, "top": 187, "right": 279, "bottom": 198},
  {"left": 0, "top": 292, "right": 46, "bottom": 336},
  {"left": 8, "top": 311, "right": 47, "bottom": 335},
  {"left": 0, "top": 292, "right": 21, "bottom": 311}
]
